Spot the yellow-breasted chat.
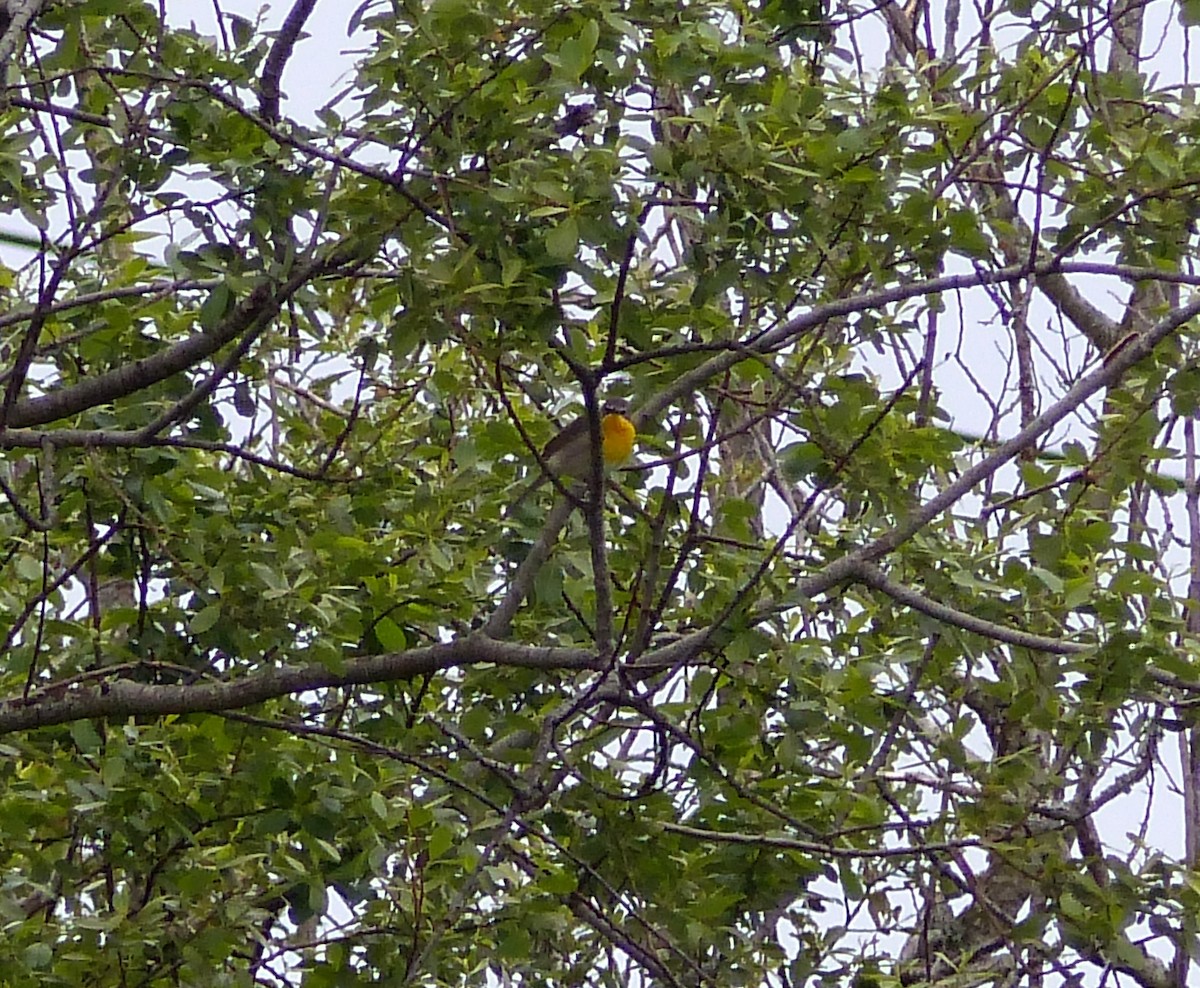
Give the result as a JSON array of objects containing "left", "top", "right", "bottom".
[{"left": 508, "top": 398, "right": 636, "bottom": 514}]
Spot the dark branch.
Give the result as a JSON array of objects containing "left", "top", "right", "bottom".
[{"left": 259, "top": 0, "right": 319, "bottom": 123}]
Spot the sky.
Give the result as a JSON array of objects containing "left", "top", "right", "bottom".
[{"left": 174, "top": 0, "right": 359, "bottom": 122}]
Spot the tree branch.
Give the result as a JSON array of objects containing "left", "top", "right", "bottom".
[
  {"left": 636, "top": 293, "right": 1200, "bottom": 674},
  {"left": 4, "top": 249, "right": 346, "bottom": 429},
  {"left": 259, "top": 0, "right": 318, "bottom": 123},
  {"left": 0, "top": 0, "right": 42, "bottom": 80},
  {"left": 0, "top": 635, "right": 600, "bottom": 735},
  {"left": 853, "top": 562, "right": 1086, "bottom": 654}
]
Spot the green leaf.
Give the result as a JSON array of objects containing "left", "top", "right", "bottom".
[
  {"left": 497, "top": 924, "right": 533, "bottom": 960},
  {"left": 190, "top": 602, "right": 222, "bottom": 634},
  {"left": 199, "top": 283, "right": 231, "bottom": 330},
  {"left": 543, "top": 216, "right": 579, "bottom": 261},
  {"left": 555, "top": 20, "right": 599, "bottom": 81},
  {"left": 23, "top": 943, "right": 52, "bottom": 969},
  {"left": 70, "top": 721, "right": 103, "bottom": 755},
  {"left": 427, "top": 825, "right": 455, "bottom": 861},
  {"left": 373, "top": 615, "right": 408, "bottom": 652}
]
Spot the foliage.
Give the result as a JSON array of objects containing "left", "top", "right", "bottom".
[{"left": 0, "top": 1, "right": 1198, "bottom": 986}]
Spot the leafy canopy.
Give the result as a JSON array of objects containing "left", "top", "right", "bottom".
[{"left": 0, "top": 1, "right": 1198, "bottom": 986}]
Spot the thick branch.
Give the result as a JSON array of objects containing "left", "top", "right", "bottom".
[
  {"left": 0, "top": 0, "right": 41, "bottom": 76},
  {"left": 0, "top": 635, "right": 600, "bottom": 735},
  {"left": 981, "top": 164, "right": 1123, "bottom": 349},
  {"left": 854, "top": 562, "right": 1087, "bottom": 654},
  {"left": 259, "top": 0, "right": 318, "bottom": 123},
  {"left": 485, "top": 497, "right": 574, "bottom": 640},
  {"left": 4, "top": 250, "right": 343, "bottom": 429}
]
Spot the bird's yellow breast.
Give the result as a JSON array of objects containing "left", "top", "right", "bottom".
[{"left": 600, "top": 413, "right": 636, "bottom": 465}]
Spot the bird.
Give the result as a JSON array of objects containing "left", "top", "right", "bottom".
[{"left": 507, "top": 398, "right": 636, "bottom": 515}]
